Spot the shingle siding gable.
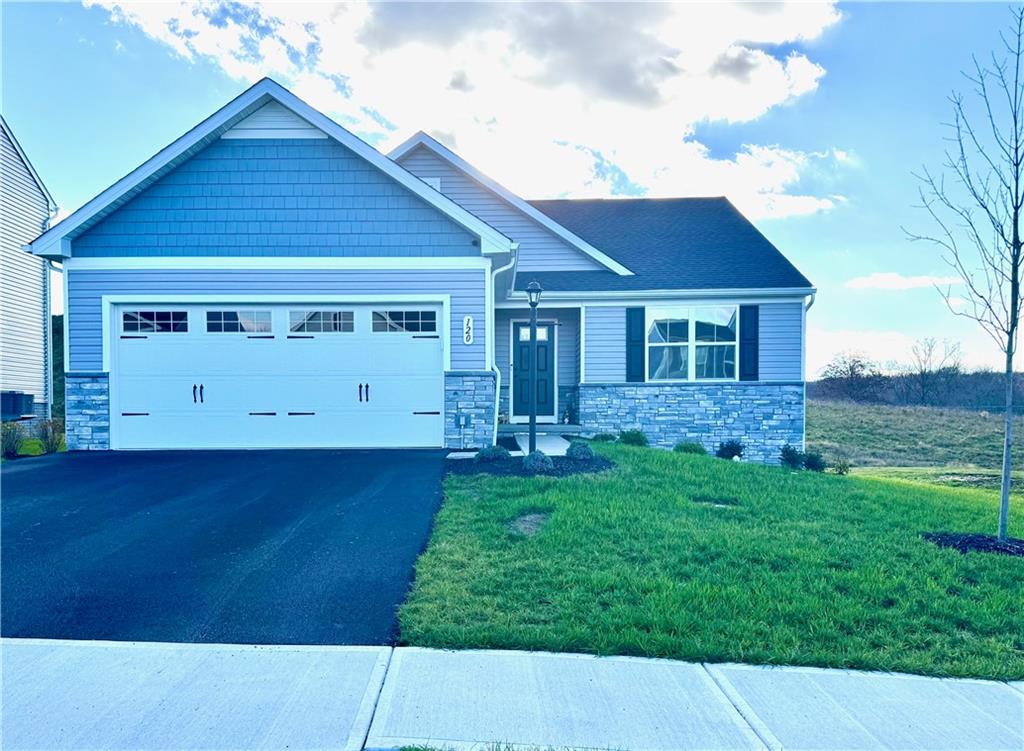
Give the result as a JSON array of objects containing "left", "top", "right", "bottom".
[
  {"left": 73, "top": 138, "right": 479, "bottom": 257},
  {"left": 397, "top": 146, "right": 604, "bottom": 272}
]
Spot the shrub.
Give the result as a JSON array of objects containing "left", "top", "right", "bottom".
[
  {"left": 618, "top": 430, "right": 649, "bottom": 447},
  {"left": 2, "top": 422, "right": 25, "bottom": 459},
  {"left": 591, "top": 433, "right": 617, "bottom": 443},
  {"left": 803, "top": 451, "right": 827, "bottom": 473},
  {"left": 475, "top": 445, "right": 511, "bottom": 463},
  {"left": 35, "top": 419, "right": 64, "bottom": 454},
  {"left": 566, "top": 440, "right": 595, "bottom": 460},
  {"left": 779, "top": 444, "right": 805, "bottom": 469},
  {"left": 523, "top": 450, "right": 554, "bottom": 474},
  {"left": 832, "top": 457, "right": 852, "bottom": 476},
  {"left": 673, "top": 441, "right": 708, "bottom": 455},
  {"left": 716, "top": 440, "right": 744, "bottom": 460}
]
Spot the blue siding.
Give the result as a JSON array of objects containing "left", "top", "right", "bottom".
[
  {"left": 66, "top": 268, "right": 487, "bottom": 370},
  {"left": 495, "top": 307, "right": 579, "bottom": 411},
  {"left": 759, "top": 302, "right": 803, "bottom": 381},
  {"left": 73, "top": 139, "right": 478, "bottom": 257},
  {"left": 398, "top": 146, "right": 604, "bottom": 272},
  {"left": 583, "top": 306, "right": 626, "bottom": 382}
]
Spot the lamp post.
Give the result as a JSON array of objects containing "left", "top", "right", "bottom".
[{"left": 525, "top": 281, "right": 543, "bottom": 454}]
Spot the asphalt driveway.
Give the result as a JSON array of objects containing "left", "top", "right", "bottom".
[{"left": 1, "top": 450, "right": 446, "bottom": 645}]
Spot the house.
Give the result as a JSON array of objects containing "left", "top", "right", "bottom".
[
  {"left": 3, "top": 115, "right": 56, "bottom": 420},
  {"left": 28, "top": 79, "right": 813, "bottom": 462}
]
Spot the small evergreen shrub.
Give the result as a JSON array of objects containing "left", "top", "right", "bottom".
[
  {"left": 803, "top": 451, "right": 827, "bottom": 473},
  {"left": 591, "top": 433, "right": 617, "bottom": 442},
  {"left": 618, "top": 429, "right": 649, "bottom": 447},
  {"left": 2, "top": 422, "right": 25, "bottom": 459},
  {"left": 523, "top": 450, "right": 554, "bottom": 474},
  {"left": 832, "top": 457, "right": 852, "bottom": 476},
  {"left": 35, "top": 419, "right": 64, "bottom": 454},
  {"left": 475, "top": 445, "right": 511, "bottom": 463},
  {"left": 566, "top": 440, "right": 595, "bottom": 460},
  {"left": 673, "top": 441, "right": 707, "bottom": 455},
  {"left": 716, "top": 440, "right": 744, "bottom": 460},
  {"left": 779, "top": 444, "right": 805, "bottom": 469}
]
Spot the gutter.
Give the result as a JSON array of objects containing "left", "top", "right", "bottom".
[{"left": 489, "top": 246, "right": 518, "bottom": 446}]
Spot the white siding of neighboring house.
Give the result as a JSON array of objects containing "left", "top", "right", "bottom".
[
  {"left": 1, "top": 123, "right": 51, "bottom": 416},
  {"left": 397, "top": 145, "right": 606, "bottom": 272}
]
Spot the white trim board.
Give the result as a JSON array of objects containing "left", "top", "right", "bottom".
[
  {"left": 29, "top": 79, "right": 514, "bottom": 259},
  {"left": 390, "top": 132, "right": 634, "bottom": 277},
  {"left": 501, "top": 287, "right": 815, "bottom": 304},
  {"left": 63, "top": 257, "right": 493, "bottom": 271}
]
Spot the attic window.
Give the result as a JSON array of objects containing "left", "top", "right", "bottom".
[{"left": 423, "top": 177, "right": 442, "bottom": 191}]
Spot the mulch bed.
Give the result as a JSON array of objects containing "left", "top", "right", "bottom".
[
  {"left": 447, "top": 456, "right": 614, "bottom": 478},
  {"left": 922, "top": 532, "right": 1024, "bottom": 557}
]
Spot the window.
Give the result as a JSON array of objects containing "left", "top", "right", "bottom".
[
  {"left": 518, "top": 326, "right": 549, "bottom": 342},
  {"left": 122, "top": 311, "right": 187, "bottom": 333},
  {"left": 206, "top": 310, "right": 272, "bottom": 333},
  {"left": 646, "top": 306, "right": 737, "bottom": 381},
  {"left": 289, "top": 310, "right": 354, "bottom": 333},
  {"left": 372, "top": 310, "right": 437, "bottom": 333}
]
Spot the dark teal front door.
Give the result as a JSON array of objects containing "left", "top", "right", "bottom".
[{"left": 512, "top": 322, "right": 556, "bottom": 420}]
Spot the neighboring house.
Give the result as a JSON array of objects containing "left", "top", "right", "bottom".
[
  {"left": 2, "top": 115, "right": 56, "bottom": 419},
  {"left": 28, "top": 79, "right": 814, "bottom": 461}
]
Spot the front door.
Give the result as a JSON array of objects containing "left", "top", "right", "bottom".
[{"left": 512, "top": 321, "right": 556, "bottom": 421}]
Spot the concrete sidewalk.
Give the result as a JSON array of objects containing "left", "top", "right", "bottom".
[{"left": 3, "top": 639, "right": 1022, "bottom": 751}]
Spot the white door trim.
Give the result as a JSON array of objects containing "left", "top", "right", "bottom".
[{"left": 508, "top": 318, "right": 558, "bottom": 425}]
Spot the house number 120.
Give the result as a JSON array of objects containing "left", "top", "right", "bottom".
[{"left": 463, "top": 316, "right": 474, "bottom": 345}]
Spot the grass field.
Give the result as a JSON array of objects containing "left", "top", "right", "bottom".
[
  {"left": 401, "top": 444, "right": 1023, "bottom": 680},
  {"left": 806, "top": 399, "right": 1023, "bottom": 469}
]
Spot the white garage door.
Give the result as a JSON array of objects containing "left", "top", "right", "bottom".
[{"left": 111, "top": 304, "right": 444, "bottom": 449}]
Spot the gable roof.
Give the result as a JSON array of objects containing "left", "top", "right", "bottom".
[
  {"left": 513, "top": 197, "right": 814, "bottom": 296},
  {"left": 389, "top": 132, "right": 632, "bottom": 276},
  {"left": 1, "top": 115, "right": 57, "bottom": 214},
  {"left": 28, "top": 79, "right": 513, "bottom": 259}
]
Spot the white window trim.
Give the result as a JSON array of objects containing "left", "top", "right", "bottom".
[
  {"left": 644, "top": 305, "right": 740, "bottom": 383},
  {"left": 288, "top": 309, "right": 356, "bottom": 334},
  {"left": 120, "top": 309, "right": 190, "bottom": 334},
  {"left": 205, "top": 309, "right": 273, "bottom": 335}
]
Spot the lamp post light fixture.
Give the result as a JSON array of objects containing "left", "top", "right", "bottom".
[{"left": 525, "top": 280, "right": 543, "bottom": 454}]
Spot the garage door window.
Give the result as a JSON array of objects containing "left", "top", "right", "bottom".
[
  {"left": 290, "top": 310, "right": 354, "bottom": 333},
  {"left": 123, "top": 311, "right": 188, "bottom": 333},
  {"left": 206, "top": 310, "right": 272, "bottom": 333},
  {"left": 372, "top": 310, "right": 437, "bottom": 333}
]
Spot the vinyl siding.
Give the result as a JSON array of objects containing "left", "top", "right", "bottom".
[
  {"left": 583, "top": 306, "right": 626, "bottom": 382},
  {"left": 398, "top": 146, "right": 604, "bottom": 272},
  {"left": 221, "top": 101, "right": 327, "bottom": 140},
  {"left": 759, "top": 301, "right": 803, "bottom": 381},
  {"left": 66, "top": 268, "right": 487, "bottom": 371},
  {"left": 496, "top": 307, "right": 579, "bottom": 411},
  {"left": 1, "top": 125, "right": 49, "bottom": 410},
  {"left": 73, "top": 139, "right": 478, "bottom": 257}
]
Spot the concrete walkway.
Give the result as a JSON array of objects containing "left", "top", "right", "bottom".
[{"left": 3, "top": 639, "right": 1022, "bottom": 751}]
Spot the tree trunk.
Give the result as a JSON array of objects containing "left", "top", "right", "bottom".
[{"left": 1000, "top": 352, "right": 1014, "bottom": 542}]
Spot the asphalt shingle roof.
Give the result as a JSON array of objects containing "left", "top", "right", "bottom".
[{"left": 518, "top": 197, "right": 813, "bottom": 292}]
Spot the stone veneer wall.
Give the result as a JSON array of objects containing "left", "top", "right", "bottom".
[
  {"left": 445, "top": 371, "right": 497, "bottom": 449},
  {"left": 65, "top": 372, "right": 110, "bottom": 450},
  {"left": 579, "top": 382, "right": 804, "bottom": 463}
]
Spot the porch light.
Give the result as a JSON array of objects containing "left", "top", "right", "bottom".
[{"left": 526, "top": 281, "right": 543, "bottom": 307}]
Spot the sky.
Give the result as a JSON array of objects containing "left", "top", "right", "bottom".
[{"left": 1, "top": 1, "right": 1015, "bottom": 376}]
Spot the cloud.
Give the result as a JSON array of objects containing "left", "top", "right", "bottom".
[
  {"left": 844, "top": 272, "right": 963, "bottom": 291},
  {"left": 85, "top": 0, "right": 847, "bottom": 219}
]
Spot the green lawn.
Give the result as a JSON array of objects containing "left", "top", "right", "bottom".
[
  {"left": 400, "top": 444, "right": 1023, "bottom": 680},
  {"left": 806, "top": 399, "right": 1023, "bottom": 468}
]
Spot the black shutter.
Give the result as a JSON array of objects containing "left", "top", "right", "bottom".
[
  {"left": 626, "top": 307, "right": 645, "bottom": 382},
  {"left": 739, "top": 305, "right": 759, "bottom": 381}
]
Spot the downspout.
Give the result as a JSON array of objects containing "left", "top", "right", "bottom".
[{"left": 490, "top": 245, "right": 518, "bottom": 446}]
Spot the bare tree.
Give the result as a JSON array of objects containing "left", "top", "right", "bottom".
[
  {"left": 910, "top": 337, "right": 963, "bottom": 405},
  {"left": 907, "top": 8, "right": 1024, "bottom": 541},
  {"left": 819, "top": 352, "right": 882, "bottom": 402}
]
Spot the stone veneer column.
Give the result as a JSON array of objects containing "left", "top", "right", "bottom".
[
  {"left": 444, "top": 371, "right": 497, "bottom": 450},
  {"left": 65, "top": 372, "right": 110, "bottom": 450},
  {"left": 578, "top": 382, "right": 804, "bottom": 463}
]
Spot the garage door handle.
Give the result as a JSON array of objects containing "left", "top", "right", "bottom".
[
  {"left": 193, "top": 384, "right": 197, "bottom": 403},
  {"left": 200, "top": 384, "right": 204, "bottom": 403},
  {"left": 358, "top": 383, "right": 363, "bottom": 402},
  {"left": 365, "top": 383, "right": 370, "bottom": 402}
]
